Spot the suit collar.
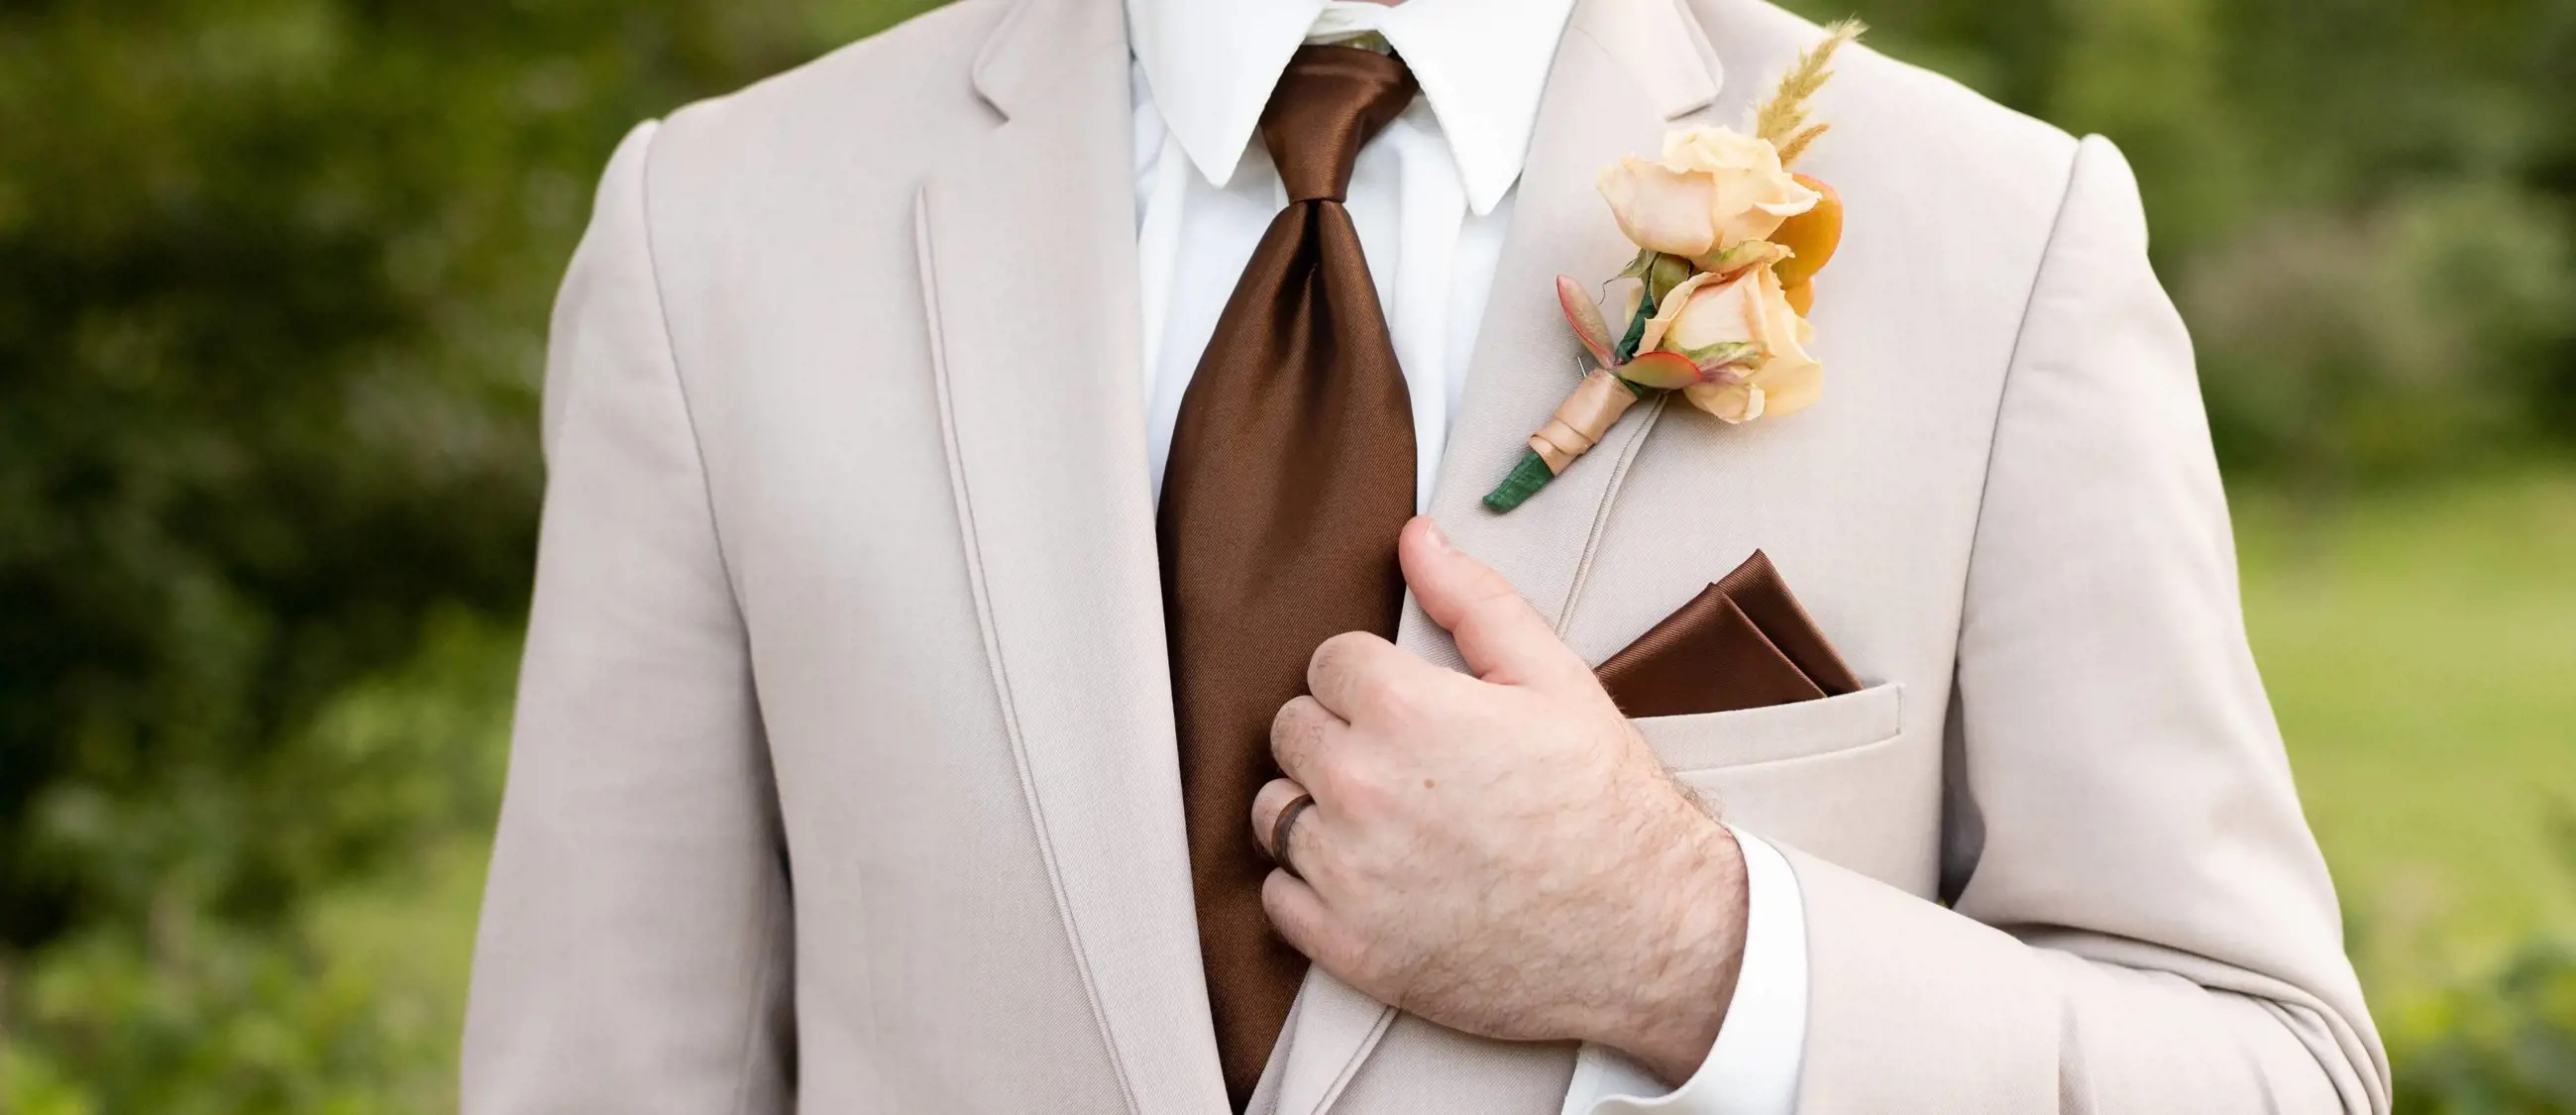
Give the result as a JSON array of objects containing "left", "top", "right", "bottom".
[
  {"left": 1125, "top": 0, "right": 1582, "bottom": 215},
  {"left": 972, "top": 0, "right": 1130, "bottom": 119}
]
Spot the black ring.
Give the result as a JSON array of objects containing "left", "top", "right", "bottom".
[{"left": 1270, "top": 793, "right": 1317, "bottom": 880}]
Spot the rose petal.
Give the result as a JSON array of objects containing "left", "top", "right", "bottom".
[
  {"left": 1751, "top": 354, "right": 1823, "bottom": 417},
  {"left": 1691, "top": 239, "right": 1790, "bottom": 279},
  {"left": 1636, "top": 271, "right": 1720, "bottom": 354},
  {"left": 1598, "top": 159, "right": 1720, "bottom": 258},
  {"left": 1656, "top": 269, "right": 1759, "bottom": 355},
  {"left": 1684, "top": 381, "right": 1767, "bottom": 423}
]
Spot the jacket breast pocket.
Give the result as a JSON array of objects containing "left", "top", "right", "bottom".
[
  {"left": 1631, "top": 683, "right": 1933, "bottom": 890},
  {"left": 1630, "top": 682, "right": 1905, "bottom": 773}
]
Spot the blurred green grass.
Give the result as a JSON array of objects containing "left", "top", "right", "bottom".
[{"left": 2237, "top": 470, "right": 2576, "bottom": 994}]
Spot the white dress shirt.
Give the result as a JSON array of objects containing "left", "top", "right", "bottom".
[{"left": 1125, "top": 1, "right": 1808, "bottom": 1112}]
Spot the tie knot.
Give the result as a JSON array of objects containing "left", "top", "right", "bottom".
[{"left": 1258, "top": 45, "right": 1419, "bottom": 203}]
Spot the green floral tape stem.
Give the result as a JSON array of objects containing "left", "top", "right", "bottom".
[{"left": 1482, "top": 449, "right": 1557, "bottom": 512}]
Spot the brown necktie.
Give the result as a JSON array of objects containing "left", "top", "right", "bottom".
[{"left": 1156, "top": 45, "right": 1421, "bottom": 1108}]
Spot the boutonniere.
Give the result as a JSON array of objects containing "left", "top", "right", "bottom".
[{"left": 1485, "top": 20, "right": 1863, "bottom": 512}]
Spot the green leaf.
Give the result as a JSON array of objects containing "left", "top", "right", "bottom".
[
  {"left": 1647, "top": 254, "right": 1693, "bottom": 304},
  {"left": 1614, "top": 248, "right": 1659, "bottom": 282},
  {"left": 1612, "top": 291, "right": 1655, "bottom": 365}
]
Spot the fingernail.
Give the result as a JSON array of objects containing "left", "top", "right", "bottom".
[{"left": 1422, "top": 517, "right": 1452, "bottom": 552}]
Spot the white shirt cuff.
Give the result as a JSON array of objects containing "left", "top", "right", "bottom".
[{"left": 1563, "top": 826, "right": 1808, "bottom": 1115}]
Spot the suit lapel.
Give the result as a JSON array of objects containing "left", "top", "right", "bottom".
[
  {"left": 917, "top": 3, "right": 1231, "bottom": 1112},
  {"left": 1276, "top": 1, "right": 1729, "bottom": 1110},
  {"left": 1403, "top": 0, "right": 1730, "bottom": 665}
]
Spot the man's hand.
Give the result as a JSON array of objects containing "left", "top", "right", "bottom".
[{"left": 1251, "top": 515, "right": 1749, "bottom": 1085}]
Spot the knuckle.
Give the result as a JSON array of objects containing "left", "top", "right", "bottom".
[
  {"left": 1309, "top": 633, "right": 1378, "bottom": 698},
  {"left": 1309, "top": 631, "right": 1361, "bottom": 678},
  {"left": 1323, "top": 629, "right": 1388, "bottom": 658},
  {"left": 1315, "top": 632, "right": 1400, "bottom": 711},
  {"left": 1302, "top": 743, "right": 1346, "bottom": 792},
  {"left": 1270, "top": 698, "right": 1331, "bottom": 765},
  {"left": 1342, "top": 676, "right": 1395, "bottom": 722},
  {"left": 1458, "top": 565, "right": 1523, "bottom": 613},
  {"left": 1249, "top": 780, "right": 1294, "bottom": 834},
  {"left": 1316, "top": 753, "right": 1388, "bottom": 817},
  {"left": 1464, "top": 565, "right": 1516, "bottom": 602},
  {"left": 1269, "top": 696, "right": 1314, "bottom": 740},
  {"left": 1367, "top": 672, "right": 1435, "bottom": 725},
  {"left": 1259, "top": 875, "right": 1307, "bottom": 935}
]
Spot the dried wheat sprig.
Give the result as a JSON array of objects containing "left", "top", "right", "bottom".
[
  {"left": 1774, "top": 122, "right": 1831, "bottom": 166},
  {"left": 1754, "top": 18, "right": 1866, "bottom": 158}
]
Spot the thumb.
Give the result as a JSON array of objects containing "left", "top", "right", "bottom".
[{"left": 1399, "top": 516, "right": 1593, "bottom": 691}]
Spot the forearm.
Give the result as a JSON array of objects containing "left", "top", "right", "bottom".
[
  {"left": 1579, "top": 825, "right": 1808, "bottom": 1115},
  {"left": 1587, "top": 820, "right": 1748, "bottom": 1085}
]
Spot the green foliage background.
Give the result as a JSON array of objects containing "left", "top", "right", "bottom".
[{"left": 1, "top": 0, "right": 2569, "bottom": 1109}]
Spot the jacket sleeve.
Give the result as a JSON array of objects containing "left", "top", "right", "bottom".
[
  {"left": 461, "top": 121, "right": 795, "bottom": 1115},
  {"left": 1783, "top": 136, "right": 2390, "bottom": 1114}
]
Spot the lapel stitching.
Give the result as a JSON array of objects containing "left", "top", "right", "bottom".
[
  {"left": 1554, "top": 391, "right": 1669, "bottom": 632},
  {"left": 916, "top": 3, "right": 1234, "bottom": 1111},
  {"left": 915, "top": 189, "right": 1155, "bottom": 1115}
]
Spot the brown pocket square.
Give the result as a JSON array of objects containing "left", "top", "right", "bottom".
[{"left": 1594, "top": 551, "right": 1861, "bottom": 719}]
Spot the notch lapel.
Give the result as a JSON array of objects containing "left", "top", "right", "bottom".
[
  {"left": 916, "top": 2, "right": 1229, "bottom": 1112},
  {"left": 1405, "top": 0, "right": 1730, "bottom": 664},
  {"left": 1273, "top": 1, "right": 1730, "bottom": 1110}
]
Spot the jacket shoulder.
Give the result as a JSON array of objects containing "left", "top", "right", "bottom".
[
  {"left": 638, "top": 0, "right": 1012, "bottom": 205},
  {"left": 1690, "top": 0, "right": 2083, "bottom": 227}
]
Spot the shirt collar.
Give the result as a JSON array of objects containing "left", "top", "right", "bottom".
[{"left": 1126, "top": 0, "right": 1578, "bottom": 215}]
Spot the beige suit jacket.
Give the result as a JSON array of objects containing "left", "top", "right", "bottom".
[{"left": 460, "top": 0, "right": 2391, "bottom": 1111}]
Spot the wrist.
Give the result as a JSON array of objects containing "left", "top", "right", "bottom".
[{"left": 1596, "top": 813, "right": 1749, "bottom": 1084}]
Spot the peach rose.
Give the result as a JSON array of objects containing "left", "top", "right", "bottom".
[
  {"left": 1597, "top": 128, "right": 1820, "bottom": 268},
  {"left": 1633, "top": 263, "right": 1822, "bottom": 423}
]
